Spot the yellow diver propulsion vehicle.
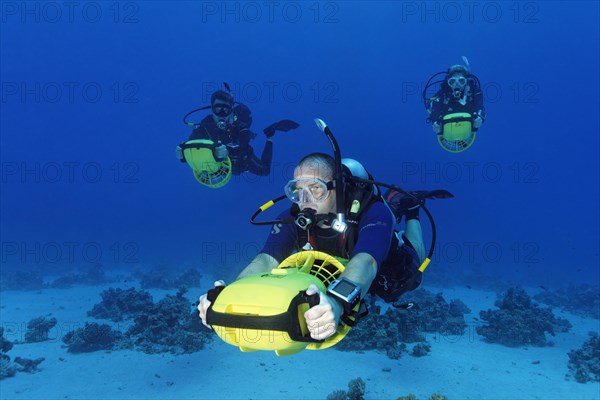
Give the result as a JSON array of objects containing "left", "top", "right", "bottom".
[
  {"left": 179, "top": 139, "right": 232, "bottom": 188},
  {"left": 205, "top": 251, "right": 356, "bottom": 356},
  {"left": 438, "top": 112, "right": 476, "bottom": 153}
]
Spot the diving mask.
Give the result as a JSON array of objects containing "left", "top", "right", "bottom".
[
  {"left": 212, "top": 104, "right": 233, "bottom": 117},
  {"left": 447, "top": 75, "right": 467, "bottom": 90},
  {"left": 284, "top": 178, "right": 334, "bottom": 204}
]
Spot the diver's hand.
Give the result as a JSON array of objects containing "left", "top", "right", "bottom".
[
  {"left": 473, "top": 116, "right": 483, "bottom": 129},
  {"left": 197, "top": 280, "right": 226, "bottom": 329},
  {"left": 214, "top": 145, "right": 228, "bottom": 160},
  {"left": 432, "top": 122, "right": 441, "bottom": 134},
  {"left": 304, "top": 284, "right": 342, "bottom": 340},
  {"left": 263, "top": 125, "right": 276, "bottom": 139},
  {"left": 176, "top": 145, "right": 184, "bottom": 162}
]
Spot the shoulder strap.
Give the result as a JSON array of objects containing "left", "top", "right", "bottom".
[{"left": 343, "top": 195, "right": 384, "bottom": 257}]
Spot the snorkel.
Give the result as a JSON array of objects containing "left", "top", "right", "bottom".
[
  {"left": 461, "top": 56, "right": 470, "bottom": 71},
  {"left": 314, "top": 118, "right": 347, "bottom": 233}
]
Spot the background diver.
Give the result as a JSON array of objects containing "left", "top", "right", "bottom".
[
  {"left": 177, "top": 86, "right": 299, "bottom": 176},
  {"left": 198, "top": 152, "right": 453, "bottom": 340},
  {"left": 426, "top": 56, "right": 486, "bottom": 135}
]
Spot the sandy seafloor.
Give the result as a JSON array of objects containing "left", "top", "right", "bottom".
[{"left": 1, "top": 279, "right": 599, "bottom": 400}]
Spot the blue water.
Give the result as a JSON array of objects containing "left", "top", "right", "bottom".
[
  {"left": 2, "top": 1, "right": 598, "bottom": 286},
  {"left": 0, "top": 2, "right": 599, "bottom": 397}
]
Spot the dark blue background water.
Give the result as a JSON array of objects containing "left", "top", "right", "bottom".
[{"left": 1, "top": 1, "right": 598, "bottom": 287}]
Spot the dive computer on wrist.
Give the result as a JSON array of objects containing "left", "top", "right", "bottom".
[{"left": 327, "top": 277, "right": 361, "bottom": 315}]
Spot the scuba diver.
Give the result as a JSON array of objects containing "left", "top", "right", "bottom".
[
  {"left": 424, "top": 56, "right": 486, "bottom": 152},
  {"left": 198, "top": 120, "right": 453, "bottom": 341},
  {"left": 177, "top": 84, "right": 299, "bottom": 181}
]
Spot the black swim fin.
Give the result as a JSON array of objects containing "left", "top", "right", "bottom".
[
  {"left": 385, "top": 188, "right": 454, "bottom": 220},
  {"left": 384, "top": 189, "right": 454, "bottom": 206},
  {"left": 411, "top": 189, "right": 454, "bottom": 201},
  {"left": 263, "top": 120, "right": 300, "bottom": 138}
]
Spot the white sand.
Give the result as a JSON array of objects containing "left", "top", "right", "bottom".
[{"left": 1, "top": 283, "right": 599, "bottom": 400}]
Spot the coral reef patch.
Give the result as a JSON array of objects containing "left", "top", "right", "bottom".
[{"left": 477, "top": 286, "right": 572, "bottom": 347}]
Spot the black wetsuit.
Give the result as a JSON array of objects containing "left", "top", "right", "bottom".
[
  {"left": 188, "top": 115, "right": 272, "bottom": 176},
  {"left": 429, "top": 79, "right": 485, "bottom": 125}
]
